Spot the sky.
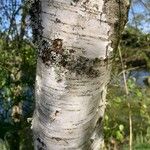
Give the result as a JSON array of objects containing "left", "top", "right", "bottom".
[{"left": 128, "top": 0, "right": 150, "bottom": 33}]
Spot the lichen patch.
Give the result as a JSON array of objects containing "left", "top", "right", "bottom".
[{"left": 38, "top": 39, "right": 112, "bottom": 78}]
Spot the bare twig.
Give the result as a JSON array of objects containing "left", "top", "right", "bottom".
[{"left": 118, "top": 46, "right": 133, "bottom": 150}]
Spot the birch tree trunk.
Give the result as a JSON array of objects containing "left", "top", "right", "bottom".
[{"left": 30, "top": 0, "right": 130, "bottom": 149}]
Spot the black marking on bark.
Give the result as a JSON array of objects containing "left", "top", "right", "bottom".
[
  {"left": 57, "top": 78, "right": 62, "bottom": 82},
  {"left": 38, "top": 148, "right": 44, "bottom": 150},
  {"left": 90, "top": 139, "right": 94, "bottom": 143},
  {"left": 83, "top": 0, "right": 90, "bottom": 5},
  {"left": 55, "top": 18, "right": 61, "bottom": 23},
  {"left": 96, "top": 117, "right": 102, "bottom": 125},
  {"left": 37, "top": 137, "right": 40, "bottom": 142},
  {"left": 73, "top": 0, "right": 79, "bottom": 3},
  {"left": 51, "top": 137, "right": 69, "bottom": 144},
  {"left": 99, "top": 13, "right": 103, "bottom": 25},
  {"left": 69, "top": 49, "right": 75, "bottom": 53},
  {"left": 37, "top": 137, "right": 46, "bottom": 147},
  {"left": 55, "top": 110, "right": 59, "bottom": 116},
  {"left": 52, "top": 137, "right": 62, "bottom": 141},
  {"left": 71, "top": 0, "right": 79, "bottom": 6}
]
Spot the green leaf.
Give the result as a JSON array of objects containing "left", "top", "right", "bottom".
[
  {"left": 116, "top": 131, "right": 124, "bottom": 141},
  {"left": 119, "top": 124, "right": 124, "bottom": 132}
]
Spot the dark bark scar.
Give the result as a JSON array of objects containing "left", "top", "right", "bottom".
[
  {"left": 55, "top": 110, "right": 59, "bottom": 116},
  {"left": 52, "top": 39, "right": 63, "bottom": 54},
  {"left": 37, "top": 137, "right": 46, "bottom": 147},
  {"left": 73, "top": 0, "right": 79, "bottom": 3},
  {"left": 83, "top": 0, "right": 90, "bottom": 5},
  {"left": 55, "top": 18, "right": 61, "bottom": 23}
]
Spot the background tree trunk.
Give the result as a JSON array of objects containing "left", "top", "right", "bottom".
[{"left": 31, "top": 0, "right": 130, "bottom": 149}]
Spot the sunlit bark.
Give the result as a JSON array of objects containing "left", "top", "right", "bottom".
[{"left": 31, "top": 0, "right": 129, "bottom": 149}]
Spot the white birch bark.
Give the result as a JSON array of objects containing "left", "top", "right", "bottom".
[{"left": 31, "top": 0, "right": 130, "bottom": 149}]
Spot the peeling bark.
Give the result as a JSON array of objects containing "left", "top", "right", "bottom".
[{"left": 31, "top": 0, "right": 130, "bottom": 149}]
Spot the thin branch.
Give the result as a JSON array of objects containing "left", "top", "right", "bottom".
[
  {"left": 118, "top": 46, "right": 129, "bottom": 95},
  {"left": 118, "top": 65, "right": 146, "bottom": 76},
  {"left": 139, "top": 0, "right": 150, "bottom": 11},
  {"left": 118, "top": 46, "right": 133, "bottom": 150}
]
